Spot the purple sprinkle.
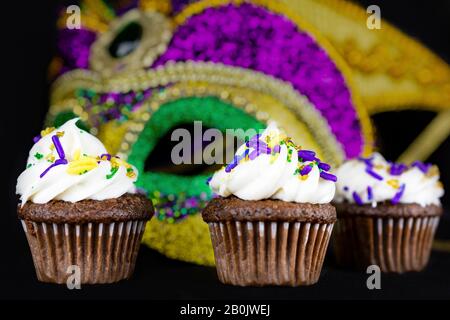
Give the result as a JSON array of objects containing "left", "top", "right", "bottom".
[
  {"left": 246, "top": 139, "right": 268, "bottom": 150},
  {"left": 320, "top": 171, "right": 337, "bottom": 182},
  {"left": 318, "top": 162, "right": 331, "bottom": 171},
  {"left": 343, "top": 186, "right": 349, "bottom": 191},
  {"left": 365, "top": 168, "right": 383, "bottom": 181},
  {"left": 300, "top": 165, "right": 312, "bottom": 176},
  {"left": 390, "top": 163, "right": 407, "bottom": 176},
  {"left": 40, "top": 158, "right": 68, "bottom": 178},
  {"left": 391, "top": 184, "right": 406, "bottom": 204},
  {"left": 225, "top": 160, "right": 238, "bottom": 172},
  {"left": 273, "top": 145, "right": 281, "bottom": 153},
  {"left": 206, "top": 177, "right": 212, "bottom": 185},
  {"left": 359, "top": 156, "right": 374, "bottom": 167},
  {"left": 411, "top": 161, "right": 431, "bottom": 173},
  {"left": 352, "top": 191, "right": 363, "bottom": 205},
  {"left": 51, "top": 135, "right": 65, "bottom": 159},
  {"left": 33, "top": 135, "right": 41, "bottom": 143},
  {"left": 249, "top": 133, "right": 261, "bottom": 142},
  {"left": 249, "top": 149, "right": 261, "bottom": 160},
  {"left": 367, "top": 186, "right": 373, "bottom": 200},
  {"left": 298, "top": 150, "right": 316, "bottom": 161},
  {"left": 100, "top": 153, "right": 112, "bottom": 161}
]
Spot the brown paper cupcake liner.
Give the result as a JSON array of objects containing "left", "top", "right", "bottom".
[
  {"left": 21, "top": 219, "right": 146, "bottom": 284},
  {"left": 208, "top": 221, "right": 334, "bottom": 286},
  {"left": 333, "top": 216, "right": 440, "bottom": 273}
]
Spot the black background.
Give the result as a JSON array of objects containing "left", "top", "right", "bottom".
[{"left": 2, "top": 0, "right": 450, "bottom": 300}]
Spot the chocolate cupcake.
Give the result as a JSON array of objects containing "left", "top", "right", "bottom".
[
  {"left": 16, "top": 119, "right": 153, "bottom": 284},
  {"left": 333, "top": 153, "right": 444, "bottom": 273},
  {"left": 203, "top": 123, "right": 337, "bottom": 286}
]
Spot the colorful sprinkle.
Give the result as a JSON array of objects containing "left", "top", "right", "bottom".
[
  {"left": 389, "top": 163, "right": 407, "bottom": 176},
  {"left": 352, "top": 191, "right": 363, "bottom": 205},
  {"left": 365, "top": 168, "right": 383, "bottom": 181},
  {"left": 367, "top": 186, "right": 373, "bottom": 201},
  {"left": 318, "top": 162, "right": 331, "bottom": 171},
  {"left": 40, "top": 158, "right": 68, "bottom": 178},
  {"left": 40, "top": 127, "right": 55, "bottom": 137},
  {"left": 126, "top": 167, "right": 136, "bottom": 178},
  {"left": 67, "top": 156, "right": 98, "bottom": 175},
  {"left": 106, "top": 166, "right": 119, "bottom": 179},
  {"left": 51, "top": 135, "right": 65, "bottom": 159},
  {"left": 34, "top": 152, "right": 43, "bottom": 160},
  {"left": 300, "top": 165, "right": 312, "bottom": 176},
  {"left": 387, "top": 179, "right": 400, "bottom": 189},
  {"left": 297, "top": 150, "right": 316, "bottom": 161},
  {"left": 411, "top": 161, "right": 431, "bottom": 173},
  {"left": 391, "top": 184, "right": 406, "bottom": 204},
  {"left": 100, "top": 153, "right": 112, "bottom": 161},
  {"left": 320, "top": 171, "right": 337, "bottom": 182}
]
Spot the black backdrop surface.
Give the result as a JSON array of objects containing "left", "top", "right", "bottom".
[{"left": 2, "top": 0, "right": 450, "bottom": 300}]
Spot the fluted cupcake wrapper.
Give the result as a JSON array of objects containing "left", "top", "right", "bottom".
[
  {"left": 21, "top": 220, "right": 146, "bottom": 284},
  {"left": 333, "top": 216, "right": 440, "bottom": 273},
  {"left": 208, "top": 221, "right": 334, "bottom": 286}
]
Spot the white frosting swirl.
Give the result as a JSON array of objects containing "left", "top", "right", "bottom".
[
  {"left": 334, "top": 153, "right": 444, "bottom": 207},
  {"left": 209, "top": 123, "right": 336, "bottom": 204},
  {"left": 16, "top": 118, "right": 137, "bottom": 206}
]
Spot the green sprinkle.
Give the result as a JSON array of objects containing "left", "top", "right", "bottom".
[
  {"left": 34, "top": 152, "right": 43, "bottom": 160},
  {"left": 26, "top": 163, "right": 32, "bottom": 169},
  {"left": 106, "top": 166, "right": 119, "bottom": 179}
]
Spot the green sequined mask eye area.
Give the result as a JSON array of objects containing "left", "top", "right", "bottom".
[
  {"left": 128, "top": 96, "right": 265, "bottom": 198},
  {"left": 113, "top": 96, "right": 265, "bottom": 266}
]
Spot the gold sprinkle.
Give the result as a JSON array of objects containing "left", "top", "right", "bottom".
[
  {"left": 40, "top": 127, "right": 55, "bottom": 137},
  {"left": 45, "top": 154, "right": 55, "bottom": 163},
  {"left": 56, "top": 131, "right": 64, "bottom": 137},
  {"left": 67, "top": 156, "right": 98, "bottom": 175},
  {"left": 73, "top": 149, "right": 81, "bottom": 161},
  {"left": 387, "top": 179, "right": 400, "bottom": 189}
]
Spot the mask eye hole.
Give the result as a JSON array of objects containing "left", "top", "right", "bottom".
[
  {"left": 144, "top": 123, "right": 243, "bottom": 176},
  {"left": 108, "top": 22, "right": 143, "bottom": 59}
]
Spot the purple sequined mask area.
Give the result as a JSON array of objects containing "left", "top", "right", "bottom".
[
  {"left": 57, "top": 28, "right": 96, "bottom": 73},
  {"left": 154, "top": 3, "right": 363, "bottom": 158}
]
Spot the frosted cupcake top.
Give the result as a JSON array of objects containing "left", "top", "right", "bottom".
[
  {"left": 334, "top": 153, "right": 444, "bottom": 207},
  {"left": 16, "top": 118, "right": 137, "bottom": 206},
  {"left": 208, "top": 123, "right": 337, "bottom": 204}
]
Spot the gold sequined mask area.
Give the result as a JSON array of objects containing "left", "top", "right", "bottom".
[{"left": 48, "top": 0, "right": 450, "bottom": 265}]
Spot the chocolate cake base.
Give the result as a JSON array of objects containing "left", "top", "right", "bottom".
[
  {"left": 18, "top": 193, "right": 153, "bottom": 284},
  {"left": 333, "top": 202, "right": 442, "bottom": 273},
  {"left": 202, "top": 196, "right": 336, "bottom": 286}
]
